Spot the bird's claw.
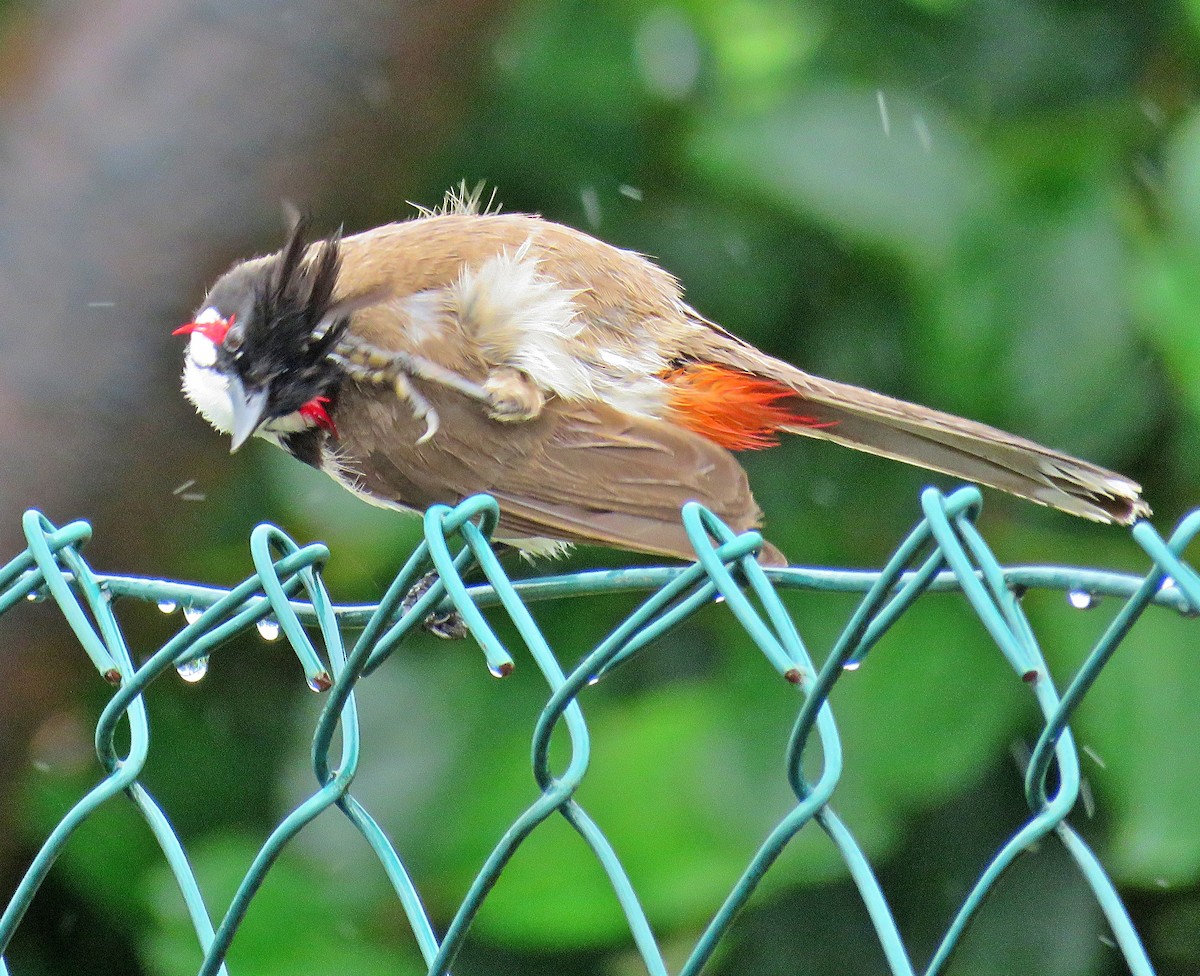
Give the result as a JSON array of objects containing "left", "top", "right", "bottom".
[
  {"left": 393, "top": 374, "right": 441, "bottom": 445},
  {"left": 400, "top": 570, "right": 470, "bottom": 640},
  {"left": 334, "top": 337, "right": 543, "bottom": 443}
]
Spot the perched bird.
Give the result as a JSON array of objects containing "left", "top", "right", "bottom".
[{"left": 177, "top": 187, "right": 1149, "bottom": 566}]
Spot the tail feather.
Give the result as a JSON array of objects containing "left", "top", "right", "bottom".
[
  {"left": 666, "top": 336, "right": 1148, "bottom": 525},
  {"left": 776, "top": 370, "right": 1148, "bottom": 525}
]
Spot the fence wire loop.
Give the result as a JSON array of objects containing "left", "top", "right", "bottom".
[
  {"left": 3, "top": 486, "right": 1188, "bottom": 976},
  {"left": 20, "top": 511, "right": 123, "bottom": 683},
  {"left": 681, "top": 502, "right": 808, "bottom": 684}
]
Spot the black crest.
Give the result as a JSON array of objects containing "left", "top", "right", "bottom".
[
  {"left": 218, "top": 218, "right": 352, "bottom": 417},
  {"left": 254, "top": 217, "right": 346, "bottom": 360}
]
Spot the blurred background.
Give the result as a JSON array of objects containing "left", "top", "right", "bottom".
[{"left": 1, "top": 0, "right": 1198, "bottom": 973}]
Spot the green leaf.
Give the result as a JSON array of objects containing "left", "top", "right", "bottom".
[
  {"left": 928, "top": 185, "right": 1157, "bottom": 461},
  {"left": 1065, "top": 607, "right": 1200, "bottom": 886},
  {"left": 693, "top": 86, "right": 995, "bottom": 268},
  {"left": 434, "top": 679, "right": 844, "bottom": 946},
  {"left": 138, "top": 835, "right": 421, "bottom": 976},
  {"left": 824, "top": 594, "right": 1026, "bottom": 812},
  {"left": 1134, "top": 105, "right": 1200, "bottom": 424}
]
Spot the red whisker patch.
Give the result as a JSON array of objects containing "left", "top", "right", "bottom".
[
  {"left": 173, "top": 313, "right": 234, "bottom": 346},
  {"left": 661, "top": 363, "right": 834, "bottom": 451},
  {"left": 299, "top": 396, "right": 338, "bottom": 436}
]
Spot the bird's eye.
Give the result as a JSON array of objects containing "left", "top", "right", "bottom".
[{"left": 223, "top": 317, "right": 244, "bottom": 353}]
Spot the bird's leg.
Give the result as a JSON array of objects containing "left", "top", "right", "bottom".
[
  {"left": 331, "top": 346, "right": 444, "bottom": 442},
  {"left": 399, "top": 569, "right": 470, "bottom": 640},
  {"left": 398, "top": 541, "right": 522, "bottom": 642},
  {"left": 391, "top": 373, "right": 440, "bottom": 444},
  {"left": 331, "top": 337, "right": 543, "bottom": 435}
]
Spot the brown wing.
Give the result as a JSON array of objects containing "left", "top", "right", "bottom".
[{"left": 332, "top": 380, "right": 783, "bottom": 564}]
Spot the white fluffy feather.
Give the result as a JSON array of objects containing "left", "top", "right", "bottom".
[{"left": 451, "top": 244, "right": 666, "bottom": 415}]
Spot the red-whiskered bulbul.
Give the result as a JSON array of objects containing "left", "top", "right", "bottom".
[{"left": 176, "top": 188, "right": 1149, "bottom": 566}]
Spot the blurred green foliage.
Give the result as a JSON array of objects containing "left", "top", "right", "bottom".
[{"left": 11, "top": 0, "right": 1200, "bottom": 974}]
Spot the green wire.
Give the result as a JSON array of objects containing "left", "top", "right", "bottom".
[{"left": 0, "top": 488, "right": 1180, "bottom": 976}]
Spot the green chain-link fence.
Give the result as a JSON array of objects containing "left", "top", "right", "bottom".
[{"left": 1, "top": 485, "right": 1196, "bottom": 975}]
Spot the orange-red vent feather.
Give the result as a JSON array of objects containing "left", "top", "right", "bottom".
[{"left": 662, "top": 363, "right": 835, "bottom": 451}]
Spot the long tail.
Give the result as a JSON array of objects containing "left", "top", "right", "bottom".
[{"left": 662, "top": 358, "right": 1149, "bottom": 526}]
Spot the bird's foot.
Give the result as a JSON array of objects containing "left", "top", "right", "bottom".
[
  {"left": 484, "top": 366, "right": 544, "bottom": 422},
  {"left": 392, "top": 374, "right": 441, "bottom": 444},
  {"left": 331, "top": 337, "right": 495, "bottom": 444},
  {"left": 400, "top": 570, "right": 470, "bottom": 640}
]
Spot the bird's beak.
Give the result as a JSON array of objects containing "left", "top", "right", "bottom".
[{"left": 228, "top": 376, "right": 270, "bottom": 452}]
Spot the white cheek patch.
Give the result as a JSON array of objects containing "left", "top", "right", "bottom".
[
  {"left": 188, "top": 331, "right": 218, "bottom": 368},
  {"left": 181, "top": 338, "right": 316, "bottom": 441},
  {"left": 181, "top": 357, "right": 234, "bottom": 435}
]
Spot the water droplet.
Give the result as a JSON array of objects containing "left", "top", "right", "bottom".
[
  {"left": 307, "top": 672, "right": 332, "bottom": 693},
  {"left": 157, "top": 599, "right": 177, "bottom": 614},
  {"left": 183, "top": 606, "right": 202, "bottom": 624},
  {"left": 1140, "top": 99, "right": 1166, "bottom": 127},
  {"left": 25, "top": 589, "right": 44, "bottom": 602},
  {"left": 587, "top": 674, "right": 601, "bottom": 687},
  {"left": 913, "top": 113, "right": 933, "bottom": 152},
  {"left": 634, "top": 7, "right": 701, "bottom": 100},
  {"left": 256, "top": 618, "right": 280, "bottom": 641},
  {"left": 580, "top": 186, "right": 601, "bottom": 229},
  {"left": 713, "top": 594, "right": 726, "bottom": 605},
  {"left": 176, "top": 656, "right": 209, "bottom": 683},
  {"left": 1080, "top": 776, "right": 1096, "bottom": 819},
  {"left": 487, "top": 661, "right": 514, "bottom": 678},
  {"left": 1067, "top": 590, "right": 1094, "bottom": 610},
  {"left": 842, "top": 660, "right": 862, "bottom": 672},
  {"left": 876, "top": 89, "right": 891, "bottom": 136}
]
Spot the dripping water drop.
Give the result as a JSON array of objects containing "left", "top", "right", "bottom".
[
  {"left": 1067, "top": 590, "right": 1095, "bottom": 610},
  {"left": 157, "top": 599, "right": 178, "bottom": 614},
  {"left": 842, "top": 660, "right": 862, "bottom": 672},
  {"left": 256, "top": 618, "right": 281, "bottom": 641},
  {"left": 183, "top": 606, "right": 203, "bottom": 625},
  {"left": 176, "top": 656, "right": 209, "bottom": 683}
]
